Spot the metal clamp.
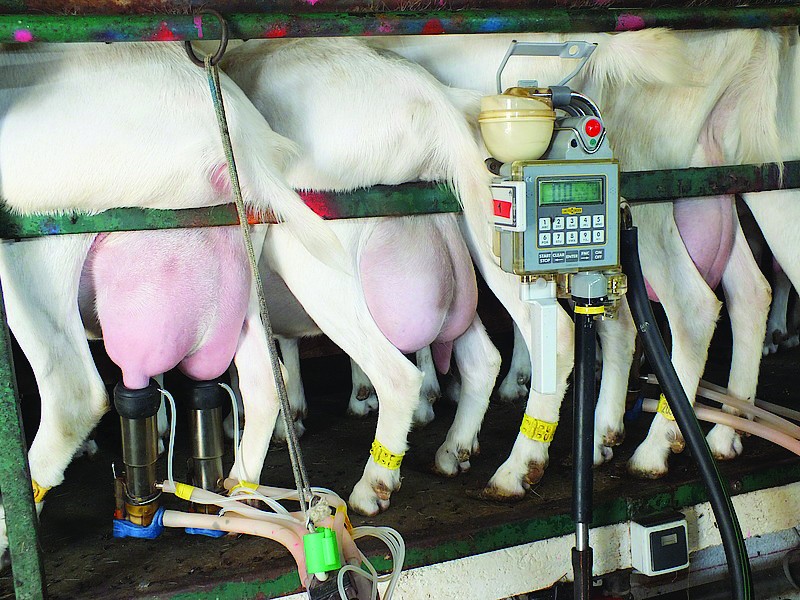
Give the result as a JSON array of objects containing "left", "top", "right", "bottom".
[
  {"left": 495, "top": 40, "right": 596, "bottom": 94},
  {"left": 184, "top": 9, "right": 229, "bottom": 68}
]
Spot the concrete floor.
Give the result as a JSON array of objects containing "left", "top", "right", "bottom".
[{"left": 1, "top": 297, "right": 798, "bottom": 599}]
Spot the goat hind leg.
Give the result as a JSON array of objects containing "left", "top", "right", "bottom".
[
  {"left": 412, "top": 346, "right": 440, "bottom": 427},
  {"left": 347, "top": 358, "right": 379, "bottom": 417},
  {"left": 272, "top": 337, "right": 307, "bottom": 443},
  {"left": 627, "top": 205, "right": 721, "bottom": 479},
  {"left": 0, "top": 235, "right": 108, "bottom": 563},
  {"left": 594, "top": 297, "right": 636, "bottom": 465},
  {"left": 707, "top": 206, "right": 771, "bottom": 460},
  {"left": 496, "top": 323, "right": 531, "bottom": 404},
  {"left": 434, "top": 316, "right": 500, "bottom": 476}
]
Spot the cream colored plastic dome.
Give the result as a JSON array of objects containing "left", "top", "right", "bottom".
[{"left": 479, "top": 88, "right": 556, "bottom": 163}]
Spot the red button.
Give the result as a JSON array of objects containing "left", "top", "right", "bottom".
[
  {"left": 585, "top": 118, "right": 602, "bottom": 137},
  {"left": 493, "top": 199, "right": 512, "bottom": 219}
]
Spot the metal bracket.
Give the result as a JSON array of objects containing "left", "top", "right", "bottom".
[
  {"left": 496, "top": 41, "right": 597, "bottom": 94},
  {"left": 520, "top": 277, "right": 558, "bottom": 394}
]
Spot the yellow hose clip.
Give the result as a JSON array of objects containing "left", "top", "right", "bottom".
[
  {"left": 174, "top": 482, "right": 196, "bottom": 501},
  {"left": 657, "top": 394, "right": 676, "bottom": 421},
  {"left": 520, "top": 414, "right": 558, "bottom": 443},
  {"left": 573, "top": 305, "right": 605, "bottom": 316},
  {"left": 229, "top": 480, "right": 260, "bottom": 496},
  {"left": 31, "top": 480, "right": 50, "bottom": 504},
  {"left": 370, "top": 440, "right": 404, "bottom": 470},
  {"left": 336, "top": 504, "right": 354, "bottom": 534}
]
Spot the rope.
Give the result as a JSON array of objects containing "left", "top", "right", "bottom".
[{"left": 203, "top": 56, "right": 315, "bottom": 527}]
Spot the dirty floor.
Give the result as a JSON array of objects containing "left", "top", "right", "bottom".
[{"left": 0, "top": 300, "right": 798, "bottom": 599}]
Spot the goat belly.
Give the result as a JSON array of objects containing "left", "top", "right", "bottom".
[
  {"left": 647, "top": 196, "right": 735, "bottom": 302},
  {"left": 85, "top": 227, "right": 250, "bottom": 389},
  {"left": 359, "top": 216, "right": 477, "bottom": 369}
]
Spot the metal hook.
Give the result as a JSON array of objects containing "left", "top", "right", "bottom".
[{"left": 184, "top": 9, "right": 229, "bottom": 68}]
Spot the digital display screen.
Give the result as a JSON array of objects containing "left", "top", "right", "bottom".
[{"left": 539, "top": 178, "right": 603, "bottom": 206}]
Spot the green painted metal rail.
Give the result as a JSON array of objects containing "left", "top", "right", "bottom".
[
  {"left": 0, "top": 289, "right": 44, "bottom": 600},
  {"left": 0, "top": 161, "right": 794, "bottom": 238},
  {"left": 0, "top": 5, "right": 797, "bottom": 598},
  {"left": 0, "top": 6, "right": 800, "bottom": 42},
  {"left": 164, "top": 460, "right": 800, "bottom": 599},
  {"left": 2, "top": 0, "right": 799, "bottom": 16}
]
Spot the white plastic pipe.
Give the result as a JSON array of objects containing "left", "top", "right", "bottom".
[
  {"left": 641, "top": 399, "right": 800, "bottom": 456},
  {"left": 647, "top": 376, "right": 800, "bottom": 439},
  {"left": 160, "top": 481, "right": 309, "bottom": 538},
  {"left": 698, "top": 378, "right": 800, "bottom": 424},
  {"left": 162, "top": 510, "right": 309, "bottom": 580}
]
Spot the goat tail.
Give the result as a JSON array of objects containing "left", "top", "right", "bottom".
[
  {"left": 421, "top": 83, "right": 495, "bottom": 251},
  {"left": 224, "top": 80, "right": 350, "bottom": 274},
  {"left": 587, "top": 28, "right": 689, "bottom": 88},
  {"left": 256, "top": 172, "right": 350, "bottom": 274}
]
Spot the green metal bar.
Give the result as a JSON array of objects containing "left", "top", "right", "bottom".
[
  {"left": 0, "top": 281, "right": 45, "bottom": 600},
  {"left": 0, "top": 184, "right": 460, "bottom": 238},
  {"left": 0, "top": 7, "right": 799, "bottom": 43},
  {"left": 621, "top": 161, "right": 796, "bottom": 201},
  {"left": 0, "top": 162, "right": 797, "bottom": 238},
  {"left": 2, "top": 0, "right": 799, "bottom": 16}
]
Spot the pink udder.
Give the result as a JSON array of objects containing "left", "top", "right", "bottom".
[
  {"left": 359, "top": 218, "right": 477, "bottom": 368},
  {"left": 431, "top": 341, "right": 454, "bottom": 374},
  {"left": 675, "top": 195, "right": 735, "bottom": 288},
  {"left": 86, "top": 227, "right": 250, "bottom": 389},
  {"left": 646, "top": 196, "right": 735, "bottom": 302}
]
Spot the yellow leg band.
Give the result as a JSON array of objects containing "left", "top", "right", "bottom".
[
  {"left": 520, "top": 414, "right": 558, "bottom": 443},
  {"left": 657, "top": 394, "right": 676, "bottom": 421},
  {"left": 31, "top": 480, "right": 50, "bottom": 504},
  {"left": 370, "top": 440, "right": 404, "bottom": 470}
]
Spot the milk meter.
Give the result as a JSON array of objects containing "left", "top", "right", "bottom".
[{"left": 480, "top": 41, "right": 625, "bottom": 394}]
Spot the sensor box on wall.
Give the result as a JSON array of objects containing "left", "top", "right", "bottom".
[{"left": 631, "top": 513, "right": 689, "bottom": 576}]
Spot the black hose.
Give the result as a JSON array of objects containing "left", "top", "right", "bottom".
[
  {"left": 572, "top": 309, "right": 596, "bottom": 600},
  {"left": 572, "top": 311, "right": 596, "bottom": 528},
  {"left": 621, "top": 223, "right": 752, "bottom": 600}
]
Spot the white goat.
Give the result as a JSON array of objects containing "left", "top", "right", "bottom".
[
  {"left": 591, "top": 29, "right": 783, "bottom": 476},
  {"left": 221, "top": 30, "right": 687, "bottom": 508},
  {"left": 469, "top": 29, "right": 788, "bottom": 476},
  {"left": 369, "top": 29, "right": 689, "bottom": 496},
  {"left": 0, "top": 41, "right": 338, "bottom": 560},
  {"left": 223, "top": 38, "right": 502, "bottom": 515}
]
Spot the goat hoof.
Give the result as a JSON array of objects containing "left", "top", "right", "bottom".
[
  {"left": 602, "top": 429, "right": 625, "bottom": 447},
  {"left": 433, "top": 447, "right": 471, "bottom": 477},
  {"left": 471, "top": 485, "right": 525, "bottom": 503},
  {"left": 670, "top": 437, "right": 685, "bottom": 454},
  {"left": 349, "top": 480, "right": 392, "bottom": 516},
  {"left": 627, "top": 464, "right": 668, "bottom": 479},
  {"left": 346, "top": 400, "right": 374, "bottom": 418},
  {"left": 594, "top": 444, "right": 614, "bottom": 466},
  {"left": 708, "top": 426, "right": 743, "bottom": 461},
  {"left": 412, "top": 402, "right": 436, "bottom": 428},
  {"left": 627, "top": 442, "right": 670, "bottom": 479},
  {"left": 494, "top": 383, "right": 527, "bottom": 405},
  {"left": 524, "top": 461, "right": 545, "bottom": 486}
]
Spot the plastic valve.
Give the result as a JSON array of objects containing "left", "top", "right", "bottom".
[{"left": 304, "top": 527, "right": 342, "bottom": 574}]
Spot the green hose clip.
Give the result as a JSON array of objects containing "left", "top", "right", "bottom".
[{"left": 304, "top": 527, "right": 342, "bottom": 574}]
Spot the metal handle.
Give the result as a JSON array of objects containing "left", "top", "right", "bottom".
[{"left": 495, "top": 41, "right": 596, "bottom": 94}]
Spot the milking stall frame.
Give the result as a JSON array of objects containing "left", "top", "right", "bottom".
[{"left": 0, "top": 2, "right": 800, "bottom": 599}]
